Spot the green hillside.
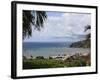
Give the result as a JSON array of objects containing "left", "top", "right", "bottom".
[{"left": 70, "top": 39, "right": 90, "bottom": 48}]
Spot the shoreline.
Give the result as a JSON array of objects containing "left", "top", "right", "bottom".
[{"left": 23, "top": 52, "right": 90, "bottom": 60}]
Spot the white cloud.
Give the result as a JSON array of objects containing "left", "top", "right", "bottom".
[{"left": 24, "top": 12, "right": 91, "bottom": 42}]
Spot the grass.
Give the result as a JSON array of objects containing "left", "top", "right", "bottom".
[
  {"left": 23, "top": 57, "right": 89, "bottom": 69},
  {"left": 23, "top": 59, "right": 66, "bottom": 69}
]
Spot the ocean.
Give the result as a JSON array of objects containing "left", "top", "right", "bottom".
[{"left": 23, "top": 42, "right": 90, "bottom": 58}]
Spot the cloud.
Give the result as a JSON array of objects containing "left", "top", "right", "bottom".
[{"left": 24, "top": 12, "right": 91, "bottom": 42}]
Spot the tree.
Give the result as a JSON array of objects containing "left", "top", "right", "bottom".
[
  {"left": 23, "top": 10, "right": 47, "bottom": 39},
  {"left": 84, "top": 25, "right": 91, "bottom": 40},
  {"left": 84, "top": 25, "right": 91, "bottom": 48}
]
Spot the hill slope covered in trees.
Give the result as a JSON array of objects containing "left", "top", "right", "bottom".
[{"left": 70, "top": 39, "right": 90, "bottom": 48}]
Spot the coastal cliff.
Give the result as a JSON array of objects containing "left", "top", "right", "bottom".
[{"left": 70, "top": 39, "right": 90, "bottom": 48}]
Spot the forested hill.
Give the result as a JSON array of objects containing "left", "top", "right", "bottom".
[{"left": 70, "top": 39, "right": 90, "bottom": 48}]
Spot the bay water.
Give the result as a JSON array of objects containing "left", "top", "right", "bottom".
[{"left": 23, "top": 42, "right": 90, "bottom": 58}]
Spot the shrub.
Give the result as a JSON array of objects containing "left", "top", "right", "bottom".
[
  {"left": 36, "top": 56, "right": 45, "bottom": 59},
  {"left": 66, "top": 58, "right": 86, "bottom": 67},
  {"left": 49, "top": 56, "right": 53, "bottom": 59}
]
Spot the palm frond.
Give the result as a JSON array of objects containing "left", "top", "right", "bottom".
[
  {"left": 84, "top": 25, "right": 91, "bottom": 32},
  {"left": 23, "top": 10, "right": 47, "bottom": 39}
]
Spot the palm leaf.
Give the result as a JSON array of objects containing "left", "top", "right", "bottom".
[
  {"left": 84, "top": 25, "right": 91, "bottom": 32},
  {"left": 23, "top": 10, "right": 47, "bottom": 39}
]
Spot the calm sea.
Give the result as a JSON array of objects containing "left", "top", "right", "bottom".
[{"left": 23, "top": 42, "right": 90, "bottom": 58}]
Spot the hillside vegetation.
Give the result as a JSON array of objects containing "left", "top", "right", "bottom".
[{"left": 70, "top": 39, "right": 90, "bottom": 48}]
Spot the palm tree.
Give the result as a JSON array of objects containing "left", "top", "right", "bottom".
[
  {"left": 84, "top": 25, "right": 91, "bottom": 40},
  {"left": 84, "top": 25, "right": 91, "bottom": 48},
  {"left": 23, "top": 10, "right": 47, "bottom": 39},
  {"left": 85, "top": 25, "right": 91, "bottom": 40}
]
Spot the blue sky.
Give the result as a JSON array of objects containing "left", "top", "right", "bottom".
[{"left": 24, "top": 11, "right": 91, "bottom": 42}]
